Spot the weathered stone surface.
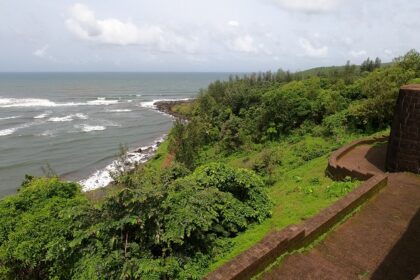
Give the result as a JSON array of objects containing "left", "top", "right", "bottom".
[{"left": 386, "top": 84, "right": 420, "bottom": 174}]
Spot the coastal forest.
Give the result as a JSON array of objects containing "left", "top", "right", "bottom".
[{"left": 0, "top": 50, "right": 419, "bottom": 279}]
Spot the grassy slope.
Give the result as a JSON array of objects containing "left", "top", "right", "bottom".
[
  {"left": 207, "top": 131, "right": 388, "bottom": 271},
  {"left": 205, "top": 136, "right": 358, "bottom": 271}
]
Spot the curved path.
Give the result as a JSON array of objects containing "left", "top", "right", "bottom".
[{"left": 262, "top": 142, "right": 420, "bottom": 280}]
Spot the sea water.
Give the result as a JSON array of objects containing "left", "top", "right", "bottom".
[{"left": 0, "top": 72, "right": 231, "bottom": 197}]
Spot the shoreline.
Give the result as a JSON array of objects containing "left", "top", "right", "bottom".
[
  {"left": 154, "top": 99, "right": 194, "bottom": 120},
  {"left": 82, "top": 99, "right": 192, "bottom": 193}
]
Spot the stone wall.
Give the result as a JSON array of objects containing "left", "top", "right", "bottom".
[
  {"left": 386, "top": 84, "right": 420, "bottom": 174},
  {"left": 326, "top": 136, "right": 388, "bottom": 180}
]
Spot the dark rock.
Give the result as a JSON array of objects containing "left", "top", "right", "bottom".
[{"left": 154, "top": 100, "right": 193, "bottom": 120}]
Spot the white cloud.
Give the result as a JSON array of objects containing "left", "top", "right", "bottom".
[
  {"left": 298, "top": 38, "right": 328, "bottom": 58},
  {"left": 228, "top": 20, "right": 240, "bottom": 27},
  {"left": 65, "top": 3, "right": 196, "bottom": 52},
  {"left": 66, "top": 3, "right": 162, "bottom": 46},
  {"left": 269, "top": 0, "right": 341, "bottom": 13},
  {"left": 228, "top": 35, "right": 258, "bottom": 53},
  {"left": 349, "top": 49, "right": 367, "bottom": 57},
  {"left": 33, "top": 45, "right": 49, "bottom": 57},
  {"left": 33, "top": 45, "right": 56, "bottom": 62}
]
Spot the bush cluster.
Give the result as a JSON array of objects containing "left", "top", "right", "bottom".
[{"left": 0, "top": 163, "right": 270, "bottom": 279}]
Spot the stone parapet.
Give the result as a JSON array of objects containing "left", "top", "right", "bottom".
[{"left": 326, "top": 136, "right": 388, "bottom": 180}]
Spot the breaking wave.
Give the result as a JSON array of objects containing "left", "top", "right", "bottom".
[
  {"left": 80, "top": 135, "right": 165, "bottom": 191},
  {"left": 139, "top": 98, "right": 191, "bottom": 109},
  {"left": 0, "top": 122, "right": 34, "bottom": 136},
  {"left": 47, "top": 113, "right": 88, "bottom": 123},
  {"left": 0, "top": 97, "right": 120, "bottom": 108},
  {"left": 34, "top": 111, "right": 52, "bottom": 119},
  {"left": 75, "top": 124, "right": 106, "bottom": 132},
  {"left": 106, "top": 109, "right": 132, "bottom": 113}
]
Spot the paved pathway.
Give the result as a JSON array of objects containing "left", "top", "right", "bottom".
[
  {"left": 338, "top": 143, "right": 387, "bottom": 175},
  {"left": 262, "top": 143, "right": 420, "bottom": 280}
]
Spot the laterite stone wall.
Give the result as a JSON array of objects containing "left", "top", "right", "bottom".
[{"left": 386, "top": 84, "right": 420, "bottom": 174}]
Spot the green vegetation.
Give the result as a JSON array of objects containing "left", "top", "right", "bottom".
[{"left": 0, "top": 50, "right": 419, "bottom": 279}]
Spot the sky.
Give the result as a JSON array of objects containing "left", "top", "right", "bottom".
[{"left": 0, "top": 0, "right": 419, "bottom": 72}]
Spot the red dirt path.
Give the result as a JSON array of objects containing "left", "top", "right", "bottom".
[{"left": 262, "top": 143, "right": 420, "bottom": 280}]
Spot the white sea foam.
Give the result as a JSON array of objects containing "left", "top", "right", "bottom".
[
  {"left": 0, "top": 127, "right": 18, "bottom": 136},
  {"left": 140, "top": 100, "right": 157, "bottom": 109},
  {"left": 75, "top": 113, "right": 89, "bottom": 120},
  {"left": 76, "top": 124, "right": 106, "bottom": 132},
  {"left": 34, "top": 111, "right": 51, "bottom": 119},
  {"left": 47, "top": 113, "right": 88, "bottom": 122},
  {"left": 0, "top": 115, "right": 21, "bottom": 120},
  {"left": 37, "top": 130, "right": 55, "bottom": 137},
  {"left": 86, "top": 99, "right": 119, "bottom": 105},
  {"left": 80, "top": 135, "right": 166, "bottom": 191},
  {"left": 0, "top": 97, "right": 120, "bottom": 108},
  {"left": 0, "top": 98, "right": 60, "bottom": 108},
  {"left": 48, "top": 115, "right": 74, "bottom": 122},
  {"left": 107, "top": 109, "right": 132, "bottom": 113},
  {"left": 0, "top": 122, "right": 34, "bottom": 136},
  {"left": 140, "top": 98, "right": 191, "bottom": 109}
]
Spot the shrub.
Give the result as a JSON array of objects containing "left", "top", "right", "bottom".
[
  {"left": 0, "top": 178, "right": 89, "bottom": 280},
  {"left": 325, "top": 179, "right": 357, "bottom": 198}
]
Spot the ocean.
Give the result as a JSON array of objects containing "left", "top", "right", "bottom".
[{"left": 0, "top": 72, "right": 231, "bottom": 197}]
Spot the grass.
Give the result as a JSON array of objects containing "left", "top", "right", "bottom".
[
  {"left": 408, "top": 77, "right": 420, "bottom": 84},
  {"left": 147, "top": 139, "right": 170, "bottom": 169},
  {"left": 171, "top": 101, "right": 195, "bottom": 117},
  {"left": 205, "top": 135, "right": 361, "bottom": 272}
]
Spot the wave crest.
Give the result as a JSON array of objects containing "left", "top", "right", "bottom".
[
  {"left": 75, "top": 124, "right": 106, "bottom": 132},
  {"left": 140, "top": 98, "right": 190, "bottom": 109},
  {"left": 47, "top": 113, "right": 88, "bottom": 122},
  {"left": 0, "top": 97, "right": 120, "bottom": 108}
]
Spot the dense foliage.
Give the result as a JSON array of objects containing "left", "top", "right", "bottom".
[
  {"left": 0, "top": 164, "right": 270, "bottom": 279},
  {"left": 169, "top": 50, "right": 419, "bottom": 168},
  {"left": 0, "top": 50, "right": 419, "bottom": 279}
]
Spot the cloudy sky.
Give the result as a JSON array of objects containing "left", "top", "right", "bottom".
[{"left": 0, "top": 0, "right": 419, "bottom": 72}]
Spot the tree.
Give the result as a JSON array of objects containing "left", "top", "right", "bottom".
[
  {"left": 0, "top": 178, "right": 89, "bottom": 279},
  {"left": 394, "top": 49, "right": 420, "bottom": 76}
]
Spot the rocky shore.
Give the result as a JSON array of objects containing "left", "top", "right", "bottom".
[
  {"left": 154, "top": 99, "right": 194, "bottom": 120},
  {"left": 83, "top": 98, "right": 192, "bottom": 197}
]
